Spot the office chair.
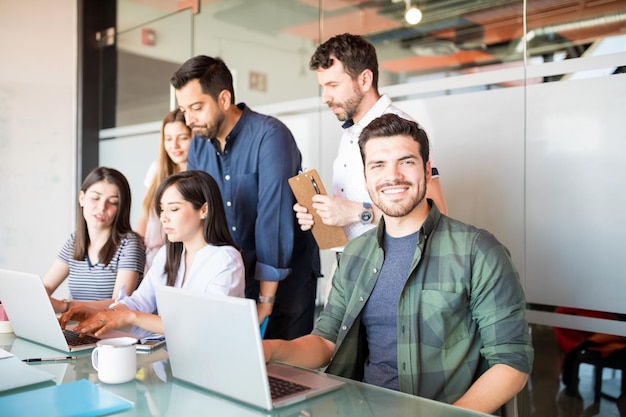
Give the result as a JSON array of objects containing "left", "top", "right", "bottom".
[{"left": 563, "top": 339, "right": 626, "bottom": 403}]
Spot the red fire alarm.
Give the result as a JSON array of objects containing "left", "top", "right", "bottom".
[{"left": 141, "top": 28, "right": 156, "bottom": 46}]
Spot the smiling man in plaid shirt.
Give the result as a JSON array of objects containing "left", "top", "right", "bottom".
[{"left": 263, "top": 114, "right": 533, "bottom": 415}]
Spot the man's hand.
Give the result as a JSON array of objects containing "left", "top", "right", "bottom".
[
  {"left": 311, "top": 195, "right": 361, "bottom": 227},
  {"left": 262, "top": 335, "right": 335, "bottom": 370},
  {"left": 293, "top": 203, "right": 314, "bottom": 231},
  {"left": 262, "top": 339, "right": 280, "bottom": 362}
]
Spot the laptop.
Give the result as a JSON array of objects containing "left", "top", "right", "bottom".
[
  {"left": 155, "top": 286, "right": 345, "bottom": 410},
  {"left": 0, "top": 269, "right": 137, "bottom": 352}
]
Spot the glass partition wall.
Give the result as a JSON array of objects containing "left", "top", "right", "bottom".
[{"left": 98, "top": 1, "right": 626, "bottom": 415}]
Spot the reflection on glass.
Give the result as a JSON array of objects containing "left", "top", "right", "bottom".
[
  {"left": 530, "top": 324, "right": 626, "bottom": 417},
  {"left": 114, "top": 0, "right": 625, "bottom": 127}
]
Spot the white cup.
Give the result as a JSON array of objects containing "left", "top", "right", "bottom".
[{"left": 91, "top": 337, "right": 138, "bottom": 384}]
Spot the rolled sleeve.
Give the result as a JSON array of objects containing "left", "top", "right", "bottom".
[
  {"left": 470, "top": 231, "right": 534, "bottom": 373},
  {"left": 254, "top": 261, "right": 291, "bottom": 282}
]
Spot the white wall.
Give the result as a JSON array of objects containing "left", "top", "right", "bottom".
[{"left": 0, "top": 1, "right": 76, "bottom": 281}]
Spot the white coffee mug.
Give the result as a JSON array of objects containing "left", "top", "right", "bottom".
[{"left": 91, "top": 337, "right": 138, "bottom": 384}]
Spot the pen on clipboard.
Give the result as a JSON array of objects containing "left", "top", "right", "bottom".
[
  {"left": 310, "top": 176, "right": 321, "bottom": 194},
  {"left": 22, "top": 356, "right": 76, "bottom": 363}
]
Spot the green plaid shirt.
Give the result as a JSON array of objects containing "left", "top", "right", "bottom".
[{"left": 312, "top": 202, "right": 533, "bottom": 404}]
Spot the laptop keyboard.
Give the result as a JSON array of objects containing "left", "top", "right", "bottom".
[
  {"left": 63, "top": 329, "right": 100, "bottom": 346},
  {"left": 268, "top": 375, "right": 309, "bottom": 399}
]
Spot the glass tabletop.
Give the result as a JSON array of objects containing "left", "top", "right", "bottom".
[{"left": 0, "top": 333, "right": 489, "bottom": 417}]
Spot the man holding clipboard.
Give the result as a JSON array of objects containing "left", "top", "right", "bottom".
[
  {"left": 293, "top": 34, "right": 447, "bottom": 248},
  {"left": 289, "top": 170, "right": 348, "bottom": 251}
]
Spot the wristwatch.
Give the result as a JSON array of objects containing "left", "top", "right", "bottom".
[
  {"left": 258, "top": 295, "right": 275, "bottom": 304},
  {"left": 359, "top": 202, "right": 374, "bottom": 225}
]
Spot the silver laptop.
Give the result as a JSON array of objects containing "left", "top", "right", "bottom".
[
  {"left": 155, "top": 286, "right": 345, "bottom": 410},
  {"left": 0, "top": 269, "right": 137, "bottom": 352}
]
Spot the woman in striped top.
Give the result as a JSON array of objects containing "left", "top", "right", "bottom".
[
  {"left": 60, "top": 170, "right": 244, "bottom": 336},
  {"left": 45, "top": 167, "right": 145, "bottom": 313}
]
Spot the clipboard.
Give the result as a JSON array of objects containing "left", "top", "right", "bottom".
[{"left": 289, "top": 169, "right": 348, "bottom": 250}]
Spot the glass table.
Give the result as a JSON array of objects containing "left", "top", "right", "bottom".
[{"left": 0, "top": 333, "right": 490, "bottom": 416}]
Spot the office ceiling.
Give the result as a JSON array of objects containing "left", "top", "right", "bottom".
[
  {"left": 125, "top": 0, "right": 626, "bottom": 75},
  {"left": 117, "top": 0, "right": 624, "bottom": 126}
]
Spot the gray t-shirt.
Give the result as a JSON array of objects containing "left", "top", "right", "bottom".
[{"left": 362, "top": 230, "right": 419, "bottom": 390}]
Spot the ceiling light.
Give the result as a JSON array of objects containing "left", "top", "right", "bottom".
[{"left": 404, "top": 3, "right": 422, "bottom": 25}]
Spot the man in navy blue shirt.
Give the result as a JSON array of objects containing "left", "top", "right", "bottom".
[{"left": 170, "top": 56, "right": 320, "bottom": 340}]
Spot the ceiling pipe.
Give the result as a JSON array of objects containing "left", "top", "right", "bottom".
[{"left": 513, "top": 11, "right": 626, "bottom": 53}]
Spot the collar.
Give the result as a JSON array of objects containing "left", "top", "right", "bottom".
[
  {"left": 340, "top": 94, "right": 392, "bottom": 131},
  {"left": 351, "top": 94, "right": 394, "bottom": 131},
  {"left": 227, "top": 103, "right": 248, "bottom": 139},
  {"left": 375, "top": 199, "right": 441, "bottom": 248},
  {"left": 208, "top": 103, "right": 248, "bottom": 150}
]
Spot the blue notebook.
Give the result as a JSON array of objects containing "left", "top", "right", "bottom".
[{"left": 0, "top": 379, "right": 134, "bottom": 417}]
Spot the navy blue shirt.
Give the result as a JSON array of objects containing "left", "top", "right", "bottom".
[{"left": 187, "top": 104, "right": 319, "bottom": 285}]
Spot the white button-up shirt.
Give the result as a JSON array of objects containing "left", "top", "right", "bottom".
[{"left": 332, "top": 94, "right": 438, "bottom": 241}]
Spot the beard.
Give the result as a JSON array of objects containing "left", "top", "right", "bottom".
[
  {"left": 369, "top": 177, "right": 427, "bottom": 218},
  {"left": 191, "top": 110, "right": 225, "bottom": 139},
  {"left": 328, "top": 86, "right": 364, "bottom": 122}
]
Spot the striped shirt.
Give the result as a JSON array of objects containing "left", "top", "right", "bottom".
[
  {"left": 58, "top": 232, "right": 145, "bottom": 301},
  {"left": 313, "top": 201, "right": 533, "bottom": 404}
]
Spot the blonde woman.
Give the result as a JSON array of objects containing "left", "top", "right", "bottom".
[{"left": 136, "top": 109, "right": 191, "bottom": 270}]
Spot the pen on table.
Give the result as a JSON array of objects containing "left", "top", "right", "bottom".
[{"left": 22, "top": 356, "right": 76, "bottom": 363}]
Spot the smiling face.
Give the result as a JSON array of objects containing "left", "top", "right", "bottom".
[
  {"left": 364, "top": 135, "right": 431, "bottom": 219},
  {"left": 163, "top": 121, "right": 191, "bottom": 167},
  {"left": 316, "top": 57, "right": 365, "bottom": 122},
  {"left": 159, "top": 184, "right": 206, "bottom": 245},
  {"left": 79, "top": 180, "right": 120, "bottom": 231},
  {"left": 175, "top": 79, "right": 226, "bottom": 140}
]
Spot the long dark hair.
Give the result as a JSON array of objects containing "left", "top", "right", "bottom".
[
  {"left": 74, "top": 167, "right": 135, "bottom": 264},
  {"left": 155, "top": 170, "right": 240, "bottom": 286}
]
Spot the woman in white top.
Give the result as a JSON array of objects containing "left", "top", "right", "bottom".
[
  {"left": 60, "top": 170, "right": 245, "bottom": 336},
  {"left": 136, "top": 109, "right": 192, "bottom": 271}
]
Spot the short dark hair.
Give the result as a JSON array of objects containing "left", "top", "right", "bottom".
[
  {"left": 170, "top": 55, "right": 235, "bottom": 103},
  {"left": 358, "top": 114, "right": 430, "bottom": 166},
  {"left": 309, "top": 33, "right": 379, "bottom": 91}
]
